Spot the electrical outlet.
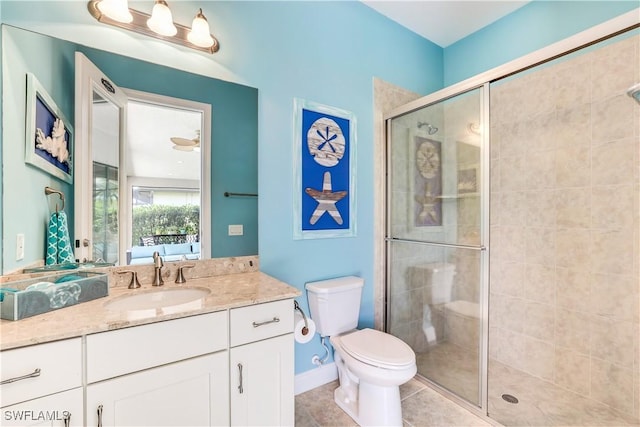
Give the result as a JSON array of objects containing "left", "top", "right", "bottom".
[
  {"left": 228, "top": 224, "right": 244, "bottom": 236},
  {"left": 16, "top": 233, "right": 25, "bottom": 260}
]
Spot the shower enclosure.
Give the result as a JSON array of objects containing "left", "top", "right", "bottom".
[
  {"left": 385, "top": 85, "right": 489, "bottom": 408},
  {"left": 385, "top": 28, "right": 639, "bottom": 426}
]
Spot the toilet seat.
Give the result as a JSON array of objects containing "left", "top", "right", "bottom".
[{"left": 338, "top": 328, "right": 414, "bottom": 370}]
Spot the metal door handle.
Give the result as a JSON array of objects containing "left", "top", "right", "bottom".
[
  {"left": 252, "top": 317, "right": 280, "bottom": 327},
  {"left": 97, "top": 404, "right": 103, "bottom": 427},
  {"left": 1, "top": 368, "right": 41, "bottom": 385},
  {"left": 237, "top": 363, "right": 244, "bottom": 394}
]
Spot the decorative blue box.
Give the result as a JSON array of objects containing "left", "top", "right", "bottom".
[{"left": 0, "top": 271, "right": 108, "bottom": 321}]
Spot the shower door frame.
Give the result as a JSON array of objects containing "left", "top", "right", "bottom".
[
  {"left": 380, "top": 9, "right": 639, "bottom": 418},
  {"left": 383, "top": 82, "right": 491, "bottom": 415}
]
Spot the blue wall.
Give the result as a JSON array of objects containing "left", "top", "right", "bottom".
[
  {"left": 1, "top": 1, "right": 443, "bottom": 375},
  {"left": 443, "top": 0, "right": 639, "bottom": 86}
]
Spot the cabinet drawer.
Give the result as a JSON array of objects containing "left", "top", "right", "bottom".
[
  {"left": 230, "top": 299, "right": 293, "bottom": 347},
  {"left": 1, "top": 387, "right": 83, "bottom": 426},
  {"left": 86, "top": 311, "right": 227, "bottom": 383},
  {"left": 0, "top": 338, "right": 82, "bottom": 407}
]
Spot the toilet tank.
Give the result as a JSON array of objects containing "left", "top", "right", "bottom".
[
  {"left": 425, "top": 262, "right": 456, "bottom": 304},
  {"left": 305, "top": 276, "right": 364, "bottom": 337}
]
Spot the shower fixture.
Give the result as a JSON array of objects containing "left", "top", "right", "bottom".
[
  {"left": 627, "top": 83, "right": 640, "bottom": 105},
  {"left": 417, "top": 121, "right": 438, "bottom": 135}
]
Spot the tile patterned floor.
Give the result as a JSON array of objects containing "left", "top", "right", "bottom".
[{"left": 295, "top": 378, "right": 491, "bottom": 427}]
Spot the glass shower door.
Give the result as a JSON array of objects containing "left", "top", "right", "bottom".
[{"left": 385, "top": 86, "right": 488, "bottom": 407}]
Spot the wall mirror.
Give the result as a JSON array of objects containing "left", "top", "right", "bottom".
[{"left": 1, "top": 24, "right": 258, "bottom": 274}]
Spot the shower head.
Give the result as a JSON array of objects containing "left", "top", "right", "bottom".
[
  {"left": 417, "top": 121, "right": 438, "bottom": 135},
  {"left": 627, "top": 83, "right": 640, "bottom": 105}
]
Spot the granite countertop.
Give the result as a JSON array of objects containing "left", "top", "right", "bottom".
[{"left": 0, "top": 271, "right": 300, "bottom": 351}]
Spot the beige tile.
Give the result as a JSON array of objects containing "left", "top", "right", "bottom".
[
  {"left": 526, "top": 150, "right": 556, "bottom": 189},
  {"left": 590, "top": 273, "right": 638, "bottom": 321},
  {"left": 523, "top": 301, "right": 555, "bottom": 342},
  {"left": 402, "top": 386, "right": 491, "bottom": 427},
  {"left": 554, "top": 347, "right": 590, "bottom": 396},
  {"left": 500, "top": 226, "right": 526, "bottom": 263},
  {"left": 491, "top": 293, "right": 525, "bottom": 333},
  {"left": 592, "top": 95, "right": 636, "bottom": 144},
  {"left": 522, "top": 335, "right": 555, "bottom": 380},
  {"left": 591, "top": 184, "right": 635, "bottom": 230},
  {"left": 555, "top": 103, "right": 592, "bottom": 148},
  {"left": 555, "top": 308, "right": 591, "bottom": 355},
  {"left": 591, "top": 36, "right": 638, "bottom": 102},
  {"left": 490, "top": 158, "right": 500, "bottom": 194},
  {"left": 554, "top": 53, "right": 592, "bottom": 110},
  {"left": 525, "top": 112, "right": 558, "bottom": 154},
  {"left": 555, "top": 187, "right": 591, "bottom": 229},
  {"left": 591, "top": 358, "right": 635, "bottom": 416},
  {"left": 525, "top": 190, "right": 556, "bottom": 227},
  {"left": 592, "top": 138, "right": 636, "bottom": 185},
  {"left": 555, "top": 145, "right": 591, "bottom": 188},
  {"left": 556, "top": 267, "right": 591, "bottom": 313},
  {"left": 499, "top": 191, "right": 527, "bottom": 226},
  {"left": 556, "top": 228, "right": 591, "bottom": 269},
  {"left": 492, "top": 260, "right": 524, "bottom": 297},
  {"left": 524, "top": 264, "right": 555, "bottom": 303},
  {"left": 500, "top": 155, "right": 527, "bottom": 191},
  {"left": 525, "top": 227, "right": 556, "bottom": 265},
  {"left": 496, "top": 121, "right": 526, "bottom": 158},
  {"left": 590, "top": 228, "right": 634, "bottom": 275},
  {"left": 591, "top": 316, "right": 636, "bottom": 368}
]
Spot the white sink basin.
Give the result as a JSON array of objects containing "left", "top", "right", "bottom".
[{"left": 105, "top": 287, "right": 211, "bottom": 317}]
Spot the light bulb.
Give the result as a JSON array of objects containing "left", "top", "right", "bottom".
[
  {"left": 147, "top": 0, "right": 177, "bottom": 37},
  {"left": 96, "top": 0, "right": 133, "bottom": 23},
  {"left": 187, "top": 9, "right": 214, "bottom": 48}
]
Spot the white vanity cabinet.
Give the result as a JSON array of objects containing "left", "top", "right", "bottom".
[
  {"left": 229, "top": 300, "right": 295, "bottom": 427},
  {"left": 85, "top": 311, "right": 229, "bottom": 426},
  {"left": 0, "top": 338, "right": 83, "bottom": 426}
]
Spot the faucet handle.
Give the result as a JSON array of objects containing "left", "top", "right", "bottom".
[
  {"left": 175, "top": 264, "right": 195, "bottom": 284},
  {"left": 117, "top": 270, "right": 141, "bottom": 289}
]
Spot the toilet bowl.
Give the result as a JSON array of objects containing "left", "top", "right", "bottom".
[
  {"left": 306, "top": 277, "right": 417, "bottom": 427},
  {"left": 331, "top": 328, "right": 417, "bottom": 426}
]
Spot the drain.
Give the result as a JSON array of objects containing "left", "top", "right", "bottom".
[{"left": 502, "top": 394, "right": 519, "bottom": 404}]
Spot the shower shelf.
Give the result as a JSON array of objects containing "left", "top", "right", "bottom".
[{"left": 437, "top": 193, "right": 479, "bottom": 200}]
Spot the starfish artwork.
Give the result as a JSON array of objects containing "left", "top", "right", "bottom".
[{"left": 305, "top": 171, "right": 348, "bottom": 225}]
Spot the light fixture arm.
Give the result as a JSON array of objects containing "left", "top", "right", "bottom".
[{"left": 87, "top": 1, "right": 219, "bottom": 54}]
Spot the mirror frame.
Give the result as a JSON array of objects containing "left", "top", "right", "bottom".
[{"left": 122, "top": 88, "right": 212, "bottom": 263}]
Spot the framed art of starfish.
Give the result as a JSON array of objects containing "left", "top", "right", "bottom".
[{"left": 293, "top": 98, "right": 356, "bottom": 239}]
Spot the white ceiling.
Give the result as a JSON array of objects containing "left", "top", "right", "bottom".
[{"left": 362, "top": 1, "right": 531, "bottom": 47}]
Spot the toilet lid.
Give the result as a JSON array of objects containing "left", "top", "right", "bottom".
[{"left": 339, "top": 328, "right": 415, "bottom": 369}]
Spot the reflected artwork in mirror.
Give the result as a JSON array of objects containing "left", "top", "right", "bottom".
[{"left": 1, "top": 24, "right": 258, "bottom": 274}]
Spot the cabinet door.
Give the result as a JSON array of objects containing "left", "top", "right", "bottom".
[
  {"left": 1, "top": 388, "right": 82, "bottom": 426},
  {"left": 230, "top": 334, "right": 294, "bottom": 426},
  {"left": 86, "top": 352, "right": 228, "bottom": 427}
]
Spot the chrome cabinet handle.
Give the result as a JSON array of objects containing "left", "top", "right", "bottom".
[
  {"left": 237, "top": 363, "right": 244, "bottom": 394},
  {"left": 1, "top": 368, "right": 41, "bottom": 385},
  {"left": 63, "top": 412, "right": 71, "bottom": 427},
  {"left": 252, "top": 317, "right": 280, "bottom": 328},
  {"left": 97, "top": 404, "right": 103, "bottom": 427}
]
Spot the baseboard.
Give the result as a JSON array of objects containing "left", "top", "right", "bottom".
[{"left": 294, "top": 362, "right": 338, "bottom": 395}]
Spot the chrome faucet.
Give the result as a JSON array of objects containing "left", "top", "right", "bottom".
[{"left": 152, "top": 251, "right": 164, "bottom": 286}]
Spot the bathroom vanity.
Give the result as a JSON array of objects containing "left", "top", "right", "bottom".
[{"left": 0, "top": 267, "right": 299, "bottom": 426}]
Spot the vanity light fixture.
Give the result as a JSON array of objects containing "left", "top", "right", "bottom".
[{"left": 88, "top": 0, "right": 219, "bottom": 54}]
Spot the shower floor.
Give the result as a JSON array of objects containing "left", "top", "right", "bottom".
[{"left": 417, "top": 341, "right": 639, "bottom": 426}]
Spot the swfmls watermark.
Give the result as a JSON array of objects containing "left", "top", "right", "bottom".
[{"left": 3, "top": 410, "right": 70, "bottom": 421}]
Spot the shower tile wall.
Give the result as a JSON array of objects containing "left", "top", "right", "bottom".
[{"left": 489, "top": 34, "right": 640, "bottom": 420}]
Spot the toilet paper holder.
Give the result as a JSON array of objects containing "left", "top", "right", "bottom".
[{"left": 294, "top": 300, "right": 309, "bottom": 335}]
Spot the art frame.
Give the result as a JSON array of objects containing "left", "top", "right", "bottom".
[
  {"left": 457, "top": 167, "right": 478, "bottom": 194},
  {"left": 293, "top": 98, "right": 357, "bottom": 239},
  {"left": 409, "top": 131, "right": 443, "bottom": 228},
  {"left": 25, "top": 73, "right": 74, "bottom": 184}
]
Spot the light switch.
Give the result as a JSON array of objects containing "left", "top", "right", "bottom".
[{"left": 228, "top": 224, "right": 244, "bottom": 236}]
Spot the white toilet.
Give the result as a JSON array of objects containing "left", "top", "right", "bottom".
[{"left": 306, "top": 276, "right": 417, "bottom": 427}]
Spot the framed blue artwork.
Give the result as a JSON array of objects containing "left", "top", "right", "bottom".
[
  {"left": 25, "top": 73, "right": 74, "bottom": 184},
  {"left": 293, "top": 98, "right": 356, "bottom": 239}
]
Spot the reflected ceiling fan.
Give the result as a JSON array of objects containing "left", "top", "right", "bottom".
[{"left": 170, "top": 130, "right": 200, "bottom": 152}]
